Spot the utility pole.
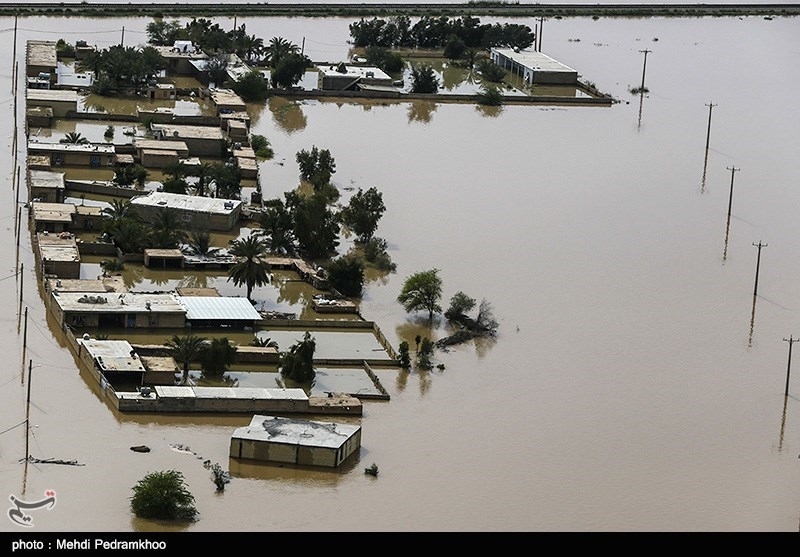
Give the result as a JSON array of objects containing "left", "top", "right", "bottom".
[
  {"left": 538, "top": 17, "right": 545, "bottom": 51},
  {"left": 301, "top": 37, "right": 305, "bottom": 56},
  {"left": 784, "top": 336, "right": 799, "bottom": 396},
  {"left": 726, "top": 166, "right": 740, "bottom": 221},
  {"left": 638, "top": 49, "right": 651, "bottom": 90},
  {"left": 11, "top": 15, "right": 17, "bottom": 94},
  {"left": 752, "top": 241, "right": 767, "bottom": 297},
  {"left": 25, "top": 359, "right": 32, "bottom": 460},
  {"left": 21, "top": 307, "right": 27, "bottom": 377},
  {"left": 704, "top": 102, "right": 716, "bottom": 152},
  {"left": 121, "top": 26, "right": 125, "bottom": 46}
]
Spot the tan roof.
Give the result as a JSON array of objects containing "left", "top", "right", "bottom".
[
  {"left": 32, "top": 202, "right": 76, "bottom": 223},
  {"left": 140, "top": 356, "right": 180, "bottom": 373},
  {"left": 145, "top": 248, "right": 184, "bottom": 258},
  {"left": 26, "top": 40, "right": 57, "bottom": 67},
  {"left": 175, "top": 287, "right": 221, "bottom": 297}
]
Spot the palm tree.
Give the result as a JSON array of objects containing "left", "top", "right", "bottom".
[
  {"left": 264, "top": 36, "right": 299, "bottom": 69},
  {"left": 148, "top": 207, "right": 187, "bottom": 249},
  {"left": 165, "top": 334, "right": 207, "bottom": 385},
  {"left": 183, "top": 227, "right": 220, "bottom": 258},
  {"left": 251, "top": 336, "right": 278, "bottom": 349},
  {"left": 227, "top": 234, "right": 271, "bottom": 301},
  {"left": 60, "top": 132, "right": 89, "bottom": 145}
]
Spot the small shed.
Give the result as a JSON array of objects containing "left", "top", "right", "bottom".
[
  {"left": 78, "top": 339, "right": 146, "bottom": 386},
  {"left": 140, "top": 355, "right": 180, "bottom": 386},
  {"left": 144, "top": 249, "right": 185, "bottom": 269},
  {"left": 230, "top": 415, "right": 362, "bottom": 468}
]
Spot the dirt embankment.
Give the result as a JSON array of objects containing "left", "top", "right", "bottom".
[{"left": 1, "top": 3, "right": 798, "bottom": 19}]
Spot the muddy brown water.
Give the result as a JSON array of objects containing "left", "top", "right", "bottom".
[{"left": 1, "top": 13, "right": 800, "bottom": 532}]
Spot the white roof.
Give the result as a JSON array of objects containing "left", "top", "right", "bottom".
[
  {"left": 231, "top": 415, "right": 361, "bottom": 449},
  {"left": 53, "top": 291, "right": 185, "bottom": 313},
  {"left": 29, "top": 169, "right": 65, "bottom": 189},
  {"left": 27, "top": 140, "right": 115, "bottom": 154},
  {"left": 491, "top": 48, "right": 577, "bottom": 73},
  {"left": 318, "top": 64, "right": 390, "bottom": 80},
  {"left": 26, "top": 88, "right": 79, "bottom": 102},
  {"left": 177, "top": 296, "right": 262, "bottom": 322},
  {"left": 130, "top": 191, "right": 241, "bottom": 215},
  {"left": 78, "top": 339, "right": 146, "bottom": 373}
]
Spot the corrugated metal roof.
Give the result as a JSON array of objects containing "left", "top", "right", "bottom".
[{"left": 178, "top": 296, "right": 262, "bottom": 322}]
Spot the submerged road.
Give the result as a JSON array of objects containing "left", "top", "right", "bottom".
[{"left": 0, "top": 3, "right": 798, "bottom": 18}]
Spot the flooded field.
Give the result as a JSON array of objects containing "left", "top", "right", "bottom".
[{"left": 1, "top": 12, "right": 800, "bottom": 533}]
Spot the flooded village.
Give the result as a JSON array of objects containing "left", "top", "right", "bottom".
[{"left": 16, "top": 17, "right": 574, "bottom": 469}]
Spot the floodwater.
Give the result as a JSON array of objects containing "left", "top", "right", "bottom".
[{"left": 1, "top": 12, "right": 800, "bottom": 533}]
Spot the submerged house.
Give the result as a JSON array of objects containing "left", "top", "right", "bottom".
[
  {"left": 489, "top": 48, "right": 578, "bottom": 85},
  {"left": 130, "top": 191, "right": 242, "bottom": 231},
  {"left": 49, "top": 291, "right": 187, "bottom": 329},
  {"left": 230, "top": 414, "right": 362, "bottom": 468}
]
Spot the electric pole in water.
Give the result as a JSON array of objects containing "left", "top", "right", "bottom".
[
  {"left": 638, "top": 49, "right": 651, "bottom": 90},
  {"left": 784, "top": 336, "right": 799, "bottom": 396},
  {"left": 752, "top": 241, "right": 767, "bottom": 297},
  {"left": 726, "top": 166, "right": 740, "bottom": 220},
  {"left": 704, "top": 102, "right": 716, "bottom": 152}
]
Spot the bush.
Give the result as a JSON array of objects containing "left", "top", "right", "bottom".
[{"left": 130, "top": 470, "right": 197, "bottom": 521}]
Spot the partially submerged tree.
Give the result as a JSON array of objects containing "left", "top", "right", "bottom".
[
  {"left": 280, "top": 332, "right": 316, "bottom": 383},
  {"left": 200, "top": 338, "right": 237, "bottom": 377},
  {"left": 130, "top": 470, "right": 197, "bottom": 521},
  {"left": 340, "top": 186, "right": 386, "bottom": 243},
  {"left": 166, "top": 333, "right": 208, "bottom": 385},
  {"left": 325, "top": 254, "right": 365, "bottom": 298},
  {"left": 397, "top": 269, "right": 443, "bottom": 321},
  {"left": 409, "top": 63, "right": 439, "bottom": 94},
  {"left": 227, "top": 234, "right": 272, "bottom": 301},
  {"left": 60, "top": 132, "right": 89, "bottom": 145}
]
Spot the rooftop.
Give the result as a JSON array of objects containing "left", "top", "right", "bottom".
[
  {"left": 318, "top": 64, "right": 391, "bottom": 81},
  {"left": 130, "top": 191, "right": 242, "bottom": 214},
  {"left": 134, "top": 138, "right": 189, "bottom": 153},
  {"left": 177, "top": 295, "right": 262, "bottom": 322},
  {"left": 37, "top": 233, "right": 80, "bottom": 262},
  {"left": 210, "top": 88, "right": 247, "bottom": 108},
  {"left": 26, "top": 40, "right": 57, "bottom": 67},
  {"left": 151, "top": 123, "right": 225, "bottom": 140},
  {"left": 29, "top": 169, "right": 65, "bottom": 189},
  {"left": 46, "top": 277, "right": 127, "bottom": 293},
  {"left": 52, "top": 291, "right": 186, "bottom": 314},
  {"left": 79, "top": 339, "right": 146, "bottom": 374},
  {"left": 26, "top": 88, "right": 79, "bottom": 102},
  {"left": 27, "top": 140, "right": 115, "bottom": 154},
  {"left": 232, "top": 415, "right": 361, "bottom": 449},
  {"left": 32, "top": 202, "right": 76, "bottom": 222},
  {"left": 491, "top": 48, "right": 577, "bottom": 73}
]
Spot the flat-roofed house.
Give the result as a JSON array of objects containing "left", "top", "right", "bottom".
[
  {"left": 232, "top": 145, "right": 257, "bottom": 179},
  {"left": 489, "top": 48, "right": 578, "bottom": 85},
  {"left": 150, "top": 123, "right": 226, "bottom": 157},
  {"left": 26, "top": 89, "right": 78, "bottom": 117},
  {"left": 49, "top": 291, "right": 186, "bottom": 329},
  {"left": 29, "top": 169, "right": 66, "bottom": 203},
  {"left": 152, "top": 43, "right": 207, "bottom": 75},
  {"left": 210, "top": 88, "right": 247, "bottom": 113},
  {"left": 26, "top": 40, "right": 57, "bottom": 87},
  {"left": 133, "top": 138, "right": 190, "bottom": 168},
  {"left": 27, "top": 140, "right": 115, "bottom": 168},
  {"left": 77, "top": 339, "right": 146, "bottom": 388},
  {"left": 317, "top": 63, "right": 392, "bottom": 91},
  {"left": 31, "top": 202, "right": 76, "bottom": 232},
  {"left": 230, "top": 415, "right": 362, "bottom": 468},
  {"left": 36, "top": 232, "right": 81, "bottom": 279},
  {"left": 130, "top": 191, "right": 242, "bottom": 231},
  {"left": 177, "top": 295, "right": 262, "bottom": 328}
]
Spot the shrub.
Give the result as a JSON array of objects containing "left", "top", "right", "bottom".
[{"left": 130, "top": 470, "right": 197, "bottom": 521}]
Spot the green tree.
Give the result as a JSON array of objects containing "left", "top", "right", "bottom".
[
  {"left": 112, "top": 163, "right": 148, "bottom": 188},
  {"left": 446, "top": 291, "right": 477, "bottom": 318},
  {"left": 165, "top": 333, "right": 208, "bottom": 385},
  {"left": 204, "top": 53, "right": 230, "bottom": 86},
  {"left": 108, "top": 218, "right": 148, "bottom": 255},
  {"left": 264, "top": 36, "right": 300, "bottom": 69},
  {"left": 270, "top": 53, "right": 310, "bottom": 89},
  {"left": 398, "top": 340, "right": 411, "bottom": 368},
  {"left": 146, "top": 18, "right": 183, "bottom": 46},
  {"left": 60, "top": 132, "right": 89, "bottom": 145},
  {"left": 417, "top": 337, "right": 434, "bottom": 370},
  {"left": 476, "top": 84, "right": 503, "bottom": 107},
  {"left": 477, "top": 59, "right": 506, "bottom": 83},
  {"left": 227, "top": 234, "right": 272, "bottom": 301},
  {"left": 326, "top": 255, "right": 365, "bottom": 298},
  {"left": 285, "top": 191, "right": 340, "bottom": 260},
  {"left": 200, "top": 337, "right": 237, "bottom": 377},
  {"left": 296, "top": 146, "right": 336, "bottom": 193},
  {"left": 183, "top": 227, "right": 219, "bottom": 257},
  {"left": 409, "top": 63, "right": 439, "bottom": 94},
  {"left": 130, "top": 470, "right": 197, "bottom": 521},
  {"left": 256, "top": 199, "right": 294, "bottom": 255},
  {"left": 443, "top": 35, "right": 467, "bottom": 62},
  {"left": 340, "top": 186, "right": 386, "bottom": 243},
  {"left": 148, "top": 207, "right": 186, "bottom": 249},
  {"left": 280, "top": 331, "right": 316, "bottom": 383},
  {"left": 250, "top": 134, "right": 274, "bottom": 159},
  {"left": 231, "top": 69, "right": 270, "bottom": 102},
  {"left": 397, "top": 269, "right": 443, "bottom": 321},
  {"left": 363, "top": 236, "right": 396, "bottom": 272}
]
